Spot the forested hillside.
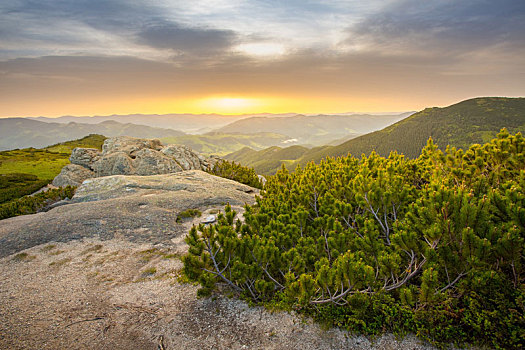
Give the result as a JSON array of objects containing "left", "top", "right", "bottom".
[
  {"left": 184, "top": 130, "right": 525, "bottom": 348},
  {"left": 302, "top": 97, "right": 525, "bottom": 161},
  {"left": 227, "top": 97, "right": 525, "bottom": 175},
  {"left": 225, "top": 145, "right": 311, "bottom": 174}
]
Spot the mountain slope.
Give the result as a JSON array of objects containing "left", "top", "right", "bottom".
[
  {"left": 225, "top": 145, "right": 311, "bottom": 174},
  {"left": 160, "top": 132, "right": 291, "bottom": 156},
  {"left": 301, "top": 97, "right": 525, "bottom": 161},
  {"left": 227, "top": 97, "right": 525, "bottom": 175},
  {"left": 0, "top": 118, "right": 185, "bottom": 150},
  {"left": 215, "top": 113, "right": 412, "bottom": 146}
]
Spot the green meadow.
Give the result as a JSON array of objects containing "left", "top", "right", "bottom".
[{"left": 0, "top": 134, "right": 106, "bottom": 214}]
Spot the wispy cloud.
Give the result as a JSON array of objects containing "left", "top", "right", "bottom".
[{"left": 344, "top": 0, "right": 525, "bottom": 55}]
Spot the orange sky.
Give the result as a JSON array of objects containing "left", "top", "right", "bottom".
[{"left": 0, "top": 1, "right": 524, "bottom": 117}]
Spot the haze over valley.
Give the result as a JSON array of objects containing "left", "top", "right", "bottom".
[{"left": 0, "top": 111, "right": 412, "bottom": 152}]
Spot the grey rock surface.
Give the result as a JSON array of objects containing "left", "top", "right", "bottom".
[
  {"left": 161, "top": 144, "right": 202, "bottom": 170},
  {"left": 52, "top": 136, "right": 220, "bottom": 185},
  {"left": 102, "top": 136, "right": 163, "bottom": 155},
  {"left": 0, "top": 170, "right": 257, "bottom": 258},
  {"left": 132, "top": 148, "right": 183, "bottom": 175},
  {"left": 51, "top": 164, "right": 94, "bottom": 187},
  {"left": 93, "top": 151, "right": 135, "bottom": 176},
  {"left": 69, "top": 147, "right": 101, "bottom": 170}
]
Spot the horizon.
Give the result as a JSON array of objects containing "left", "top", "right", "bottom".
[
  {"left": 2, "top": 96, "right": 523, "bottom": 120},
  {"left": 1, "top": 110, "right": 415, "bottom": 119},
  {"left": 1, "top": 1, "right": 524, "bottom": 117}
]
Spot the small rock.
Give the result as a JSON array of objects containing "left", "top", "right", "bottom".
[{"left": 202, "top": 215, "right": 216, "bottom": 224}]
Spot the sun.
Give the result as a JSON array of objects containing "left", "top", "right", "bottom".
[{"left": 196, "top": 96, "right": 262, "bottom": 114}]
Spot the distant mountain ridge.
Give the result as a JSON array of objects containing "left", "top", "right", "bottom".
[
  {"left": 216, "top": 113, "right": 413, "bottom": 146},
  {"left": 0, "top": 118, "right": 294, "bottom": 155},
  {"left": 3, "top": 111, "right": 413, "bottom": 153},
  {"left": 226, "top": 97, "right": 525, "bottom": 175},
  {"left": 28, "top": 113, "right": 297, "bottom": 134},
  {"left": 0, "top": 118, "right": 185, "bottom": 151}
]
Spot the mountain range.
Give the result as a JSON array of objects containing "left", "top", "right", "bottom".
[
  {"left": 215, "top": 113, "right": 412, "bottom": 146},
  {"left": 0, "top": 118, "right": 185, "bottom": 151},
  {"left": 226, "top": 97, "right": 525, "bottom": 174},
  {"left": 28, "top": 113, "right": 297, "bottom": 134},
  {"left": 1, "top": 112, "right": 410, "bottom": 152}
]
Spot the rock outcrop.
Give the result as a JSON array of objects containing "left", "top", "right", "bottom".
[
  {"left": 70, "top": 147, "right": 100, "bottom": 169},
  {"left": 52, "top": 164, "right": 95, "bottom": 187},
  {"left": 161, "top": 145, "right": 202, "bottom": 170},
  {"left": 93, "top": 151, "right": 135, "bottom": 176},
  {"left": 1, "top": 170, "right": 257, "bottom": 258},
  {"left": 52, "top": 136, "right": 219, "bottom": 187}
]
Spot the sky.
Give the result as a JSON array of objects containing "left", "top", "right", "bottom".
[{"left": 0, "top": 0, "right": 524, "bottom": 117}]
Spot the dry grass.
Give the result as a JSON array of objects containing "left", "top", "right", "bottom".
[
  {"left": 12, "top": 252, "right": 36, "bottom": 262},
  {"left": 49, "top": 257, "right": 72, "bottom": 267}
]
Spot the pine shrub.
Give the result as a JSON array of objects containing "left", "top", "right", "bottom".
[{"left": 184, "top": 129, "right": 525, "bottom": 348}]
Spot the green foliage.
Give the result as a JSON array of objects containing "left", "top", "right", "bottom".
[
  {"left": 184, "top": 129, "right": 525, "bottom": 348},
  {"left": 0, "top": 134, "right": 105, "bottom": 216},
  {"left": 0, "top": 186, "right": 76, "bottom": 220},
  {"left": 176, "top": 208, "right": 202, "bottom": 223},
  {"left": 45, "top": 134, "right": 106, "bottom": 152},
  {"left": 208, "top": 160, "right": 263, "bottom": 189},
  {"left": 0, "top": 148, "right": 70, "bottom": 180},
  {"left": 0, "top": 173, "right": 50, "bottom": 204}
]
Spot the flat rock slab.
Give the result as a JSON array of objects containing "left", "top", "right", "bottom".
[{"left": 0, "top": 170, "right": 257, "bottom": 258}]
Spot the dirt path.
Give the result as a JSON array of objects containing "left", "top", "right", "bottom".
[{"left": 0, "top": 238, "right": 434, "bottom": 350}]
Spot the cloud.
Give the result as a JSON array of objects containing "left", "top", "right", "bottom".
[
  {"left": 344, "top": 0, "right": 525, "bottom": 56},
  {"left": 137, "top": 22, "right": 237, "bottom": 55},
  {"left": 0, "top": 0, "right": 524, "bottom": 116}
]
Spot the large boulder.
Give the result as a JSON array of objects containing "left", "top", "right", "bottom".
[
  {"left": 132, "top": 148, "right": 183, "bottom": 175},
  {"left": 70, "top": 148, "right": 101, "bottom": 170},
  {"left": 102, "top": 136, "right": 163, "bottom": 156},
  {"left": 92, "top": 152, "right": 135, "bottom": 176},
  {"left": 161, "top": 145, "right": 202, "bottom": 170},
  {"left": 51, "top": 164, "right": 94, "bottom": 187},
  {"left": 52, "top": 137, "right": 223, "bottom": 186}
]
